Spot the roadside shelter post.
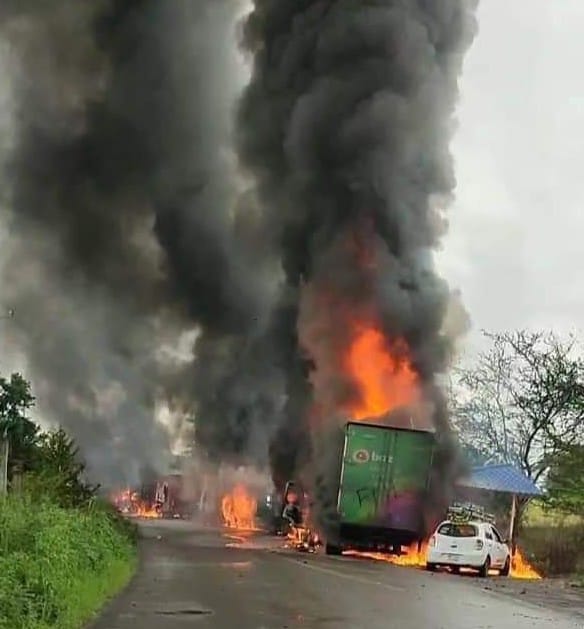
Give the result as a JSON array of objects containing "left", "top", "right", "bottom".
[{"left": 508, "top": 493, "right": 517, "bottom": 551}]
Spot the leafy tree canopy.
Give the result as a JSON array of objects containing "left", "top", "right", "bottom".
[
  {"left": 546, "top": 445, "right": 584, "bottom": 515},
  {"left": 0, "top": 373, "right": 38, "bottom": 470}
]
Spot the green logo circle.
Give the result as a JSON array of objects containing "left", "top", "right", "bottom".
[{"left": 353, "top": 449, "right": 370, "bottom": 463}]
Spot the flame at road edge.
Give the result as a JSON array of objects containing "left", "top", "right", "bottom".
[{"left": 344, "top": 542, "right": 542, "bottom": 579}]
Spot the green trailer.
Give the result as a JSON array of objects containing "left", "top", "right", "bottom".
[{"left": 325, "top": 421, "right": 435, "bottom": 555}]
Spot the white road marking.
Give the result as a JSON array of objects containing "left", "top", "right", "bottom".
[{"left": 278, "top": 555, "right": 405, "bottom": 592}]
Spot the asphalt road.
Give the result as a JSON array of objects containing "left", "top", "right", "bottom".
[{"left": 91, "top": 520, "right": 582, "bottom": 629}]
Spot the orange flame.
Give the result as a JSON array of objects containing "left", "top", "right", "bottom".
[
  {"left": 346, "top": 541, "right": 542, "bottom": 579},
  {"left": 511, "top": 548, "right": 541, "bottom": 580},
  {"left": 221, "top": 484, "right": 258, "bottom": 531},
  {"left": 133, "top": 502, "right": 161, "bottom": 519},
  {"left": 286, "top": 524, "right": 320, "bottom": 549},
  {"left": 110, "top": 488, "right": 161, "bottom": 519},
  {"left": 345, "top": 541, "right": 428, "bottom": 567},
  {"left": 344, "top": 324, "right": 418, "bottom": 420}
]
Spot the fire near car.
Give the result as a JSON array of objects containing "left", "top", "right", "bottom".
[{"left": 425, "top": 503, "right": 511, "bottom": 577}]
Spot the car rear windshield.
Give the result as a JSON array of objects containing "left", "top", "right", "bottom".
[{"left": 437, "top": 523, "right": 478, "bottom": 537}]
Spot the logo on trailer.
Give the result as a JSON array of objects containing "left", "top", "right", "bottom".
[{"left": 352, "top": 449, "right": 370, "bottom": 463}]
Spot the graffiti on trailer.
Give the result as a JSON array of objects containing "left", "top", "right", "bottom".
[{"left": 356, "top": 486, "right": 378, "bottom": 508}]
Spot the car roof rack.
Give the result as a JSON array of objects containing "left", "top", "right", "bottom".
[{"left": 447, "top": 501, "right": 496, "bottom": 524}]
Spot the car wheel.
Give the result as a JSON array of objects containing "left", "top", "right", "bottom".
[
  {"left": 500, "top": 555, "right": 511, "bottom": 577},
  {"left": 425, "top": 562, "right": 437, "bottom": 572},
  {"left": 478, "top": 555, "right": 491, "bottom": 578}
]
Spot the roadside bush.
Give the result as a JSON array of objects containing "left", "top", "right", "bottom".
[{"left": 0, "top": 495, "right": 137, "bottom": 629}]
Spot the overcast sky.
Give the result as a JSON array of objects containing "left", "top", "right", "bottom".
[{"left": 439, "top": 0, "right": 584, "bottom": 352}]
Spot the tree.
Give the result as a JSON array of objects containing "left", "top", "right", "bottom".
[
  {"left": 545, "top": 445, "right": 584, "bottom": 515},
  {"left": 450, "top": 330, "right": 584, "bottom": 483},
  {"left": 0, "top": 373, "right": 97, "bottom": 505},
  {"left": 0, "top": 373, "right": 39, "bottom": 477},
  {"left": 26, "top": 428, "right": 98, "bottom": 508}
]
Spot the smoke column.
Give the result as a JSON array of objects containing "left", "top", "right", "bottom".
[
  {"left": 0, "top": 0, "right": 478, "bottom": 498},
  {"left": 0, "top": 0, "right": 270, "bottom": 483},
  {"left": 237, "top": 1, "right": 477, "bottom": 512}
]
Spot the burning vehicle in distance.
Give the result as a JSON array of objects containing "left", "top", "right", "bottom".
[
  {"left": 110, "top": 488, "right": 136, "bottom": 515},
  {"left": 279, "top": 481, "right": 321, "bottom": 552},
  {"left": 280, "top": 481, "right": 306, "bottom": 529},
  {"left": 256, "top": 491, "right": 280, "bottom": 531},
  {"left": 325, "top": 420, "right": 435, "bottom": 556},
  {"left": 256, "top": 480, "right": 307, "bottom": 534},
  {"left": 151, "top": 474, "right": 192, "bottom": 519},
  {"left": 111, "top": 474, "right": 193, "bottom": 519},
  {"left": 110, "top": 487, "right": 159, "bottom": 518}
]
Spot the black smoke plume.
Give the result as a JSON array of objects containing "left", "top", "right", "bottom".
[
  {"left": 237, "top": 0, "right": 477, "bottom": 520},
  {"left": 0, "top": 0, "right": 478, "bottom": 503},
  {"left": 0, "top": 0, "right": 272, "bottom": 483}
]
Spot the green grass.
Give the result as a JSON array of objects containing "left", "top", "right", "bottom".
[
  {"left": 0, "top": 496, "right": 137, "bottom": 629},
  {"left": 57, "top": 556, "right": 136, "bottom": 629}
]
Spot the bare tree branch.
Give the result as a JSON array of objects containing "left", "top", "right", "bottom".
[{"left": 450, "top": 330, "right": 584, "bottom": 481}]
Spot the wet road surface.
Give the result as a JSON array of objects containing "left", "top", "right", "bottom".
[{"left": 91, "top": 520, "right": 583, "bottom": 629}]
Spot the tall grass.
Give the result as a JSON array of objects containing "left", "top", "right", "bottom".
[
  {"left": 0, "top": 496, "right": 137, "bottom": 629},
  {"left": 519, "top": 502, "right": 584, "bottom": 576},
  {"left": 520, "top": 523, "right": 584, "bottom": 576}
]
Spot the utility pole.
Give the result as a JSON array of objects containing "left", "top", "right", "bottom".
[{"left": 0, "top": 308, "right": 15, "bottom": 496}]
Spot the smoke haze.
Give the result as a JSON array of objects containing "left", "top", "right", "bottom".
[{"left": 0, "top": 0, "right": 269, "bottom": 484}]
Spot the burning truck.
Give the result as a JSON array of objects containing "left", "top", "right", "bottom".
[
  {"left": 151, "top": 474, "right": 191, "bottom": 519},
  {"left": 110, "top": 488, "right": 159, "bottom": 518},
  {"left": 324, "top": 419, "right": 436, "bottom": 556},
  {"left": 111, "top": 474, "right": 192, "bottom": 519},
  {"left": 293, "top": 309, "right": 454, "bottom": 559}
]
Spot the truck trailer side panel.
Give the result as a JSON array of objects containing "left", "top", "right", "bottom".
[{"left": 335, "top": 422, "right": 434, "bottom": 550}]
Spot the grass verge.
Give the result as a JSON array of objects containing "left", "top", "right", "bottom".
[
  {"left": 519, "top": 503, "right": 584, "bottom": 579},
  {"left": 58, "top": 555, "right": 136, "bottom": 629},
  {"left": 0, "top": 496, "right": 137, "bottom": 629}
]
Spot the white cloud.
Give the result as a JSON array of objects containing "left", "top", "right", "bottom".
[{"left": 439, "top": 0, "right": 584, "bottom": 349}]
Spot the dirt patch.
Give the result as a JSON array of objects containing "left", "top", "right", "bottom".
[{"left": 480, "top": 576, "right": 584, "bottom": 618}]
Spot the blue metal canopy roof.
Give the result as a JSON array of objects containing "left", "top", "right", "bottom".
[{"left": 457, "top": 464, "right": 543, "bottom": 497}]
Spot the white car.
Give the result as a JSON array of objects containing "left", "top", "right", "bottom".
[{"left": 426, "top": 520, "right": 511, "bottom": 577}]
